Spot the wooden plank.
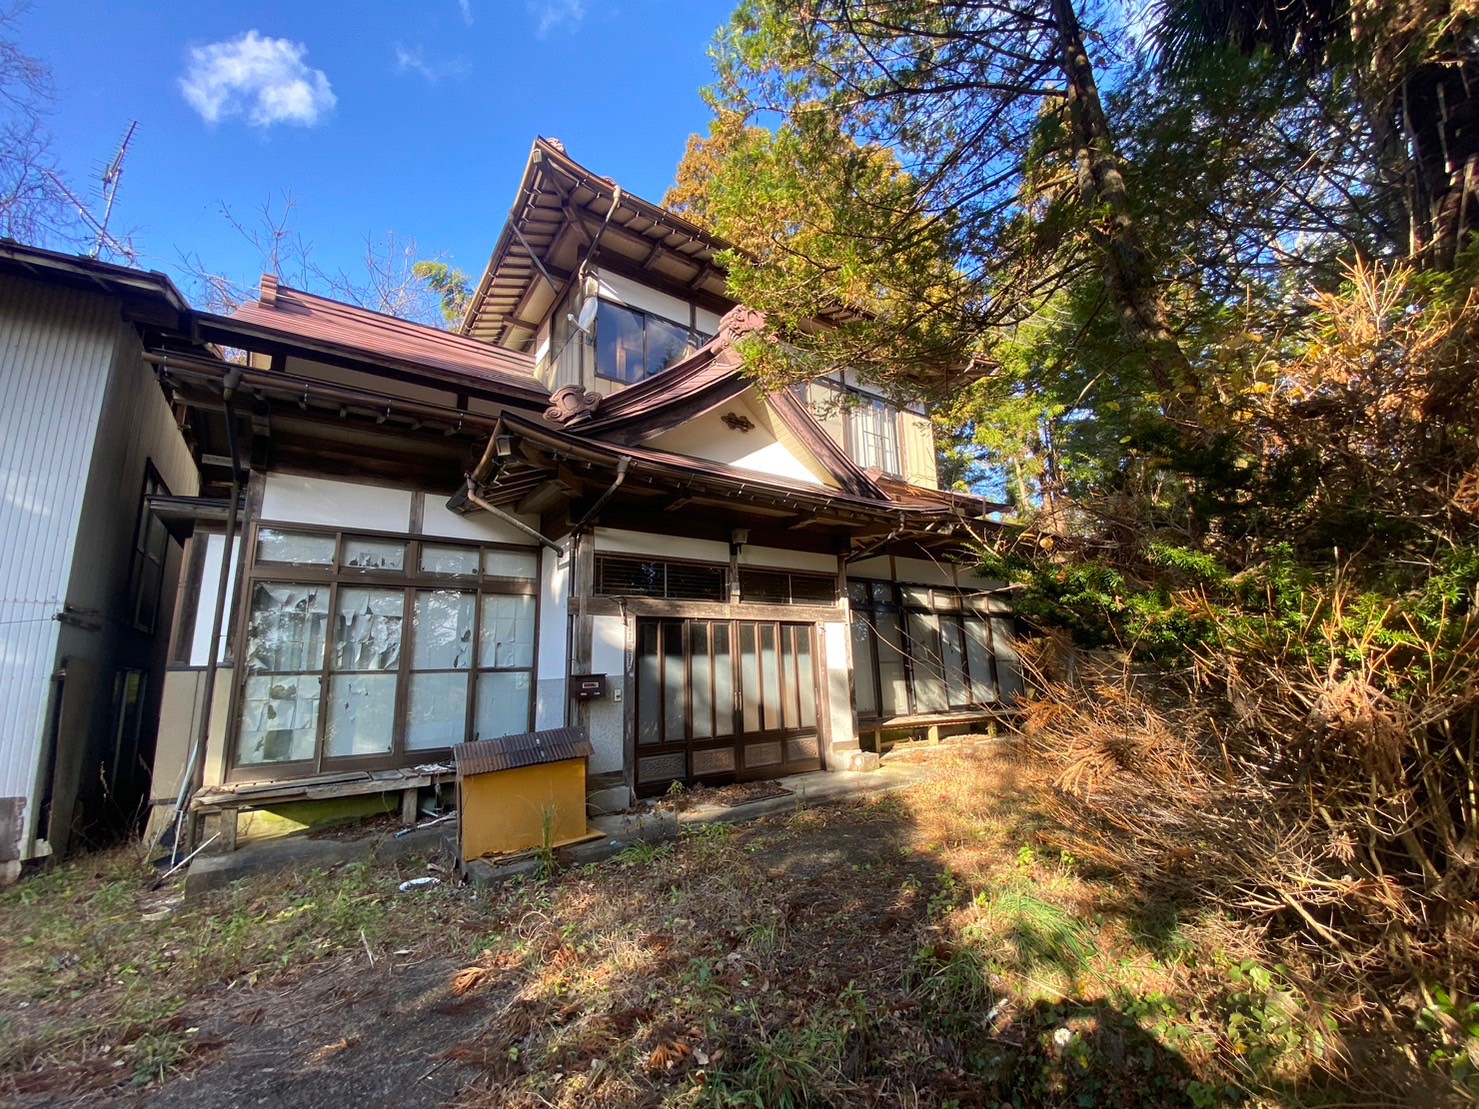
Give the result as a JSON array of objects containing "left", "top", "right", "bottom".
[{"left": 400, "top": 788, "right": 419, "bottom": 826}]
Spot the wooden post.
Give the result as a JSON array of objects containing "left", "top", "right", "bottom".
[
  {"left": 217, "top": 807, "right": 238, "bottom": 853},
  {"left": 401, "top": 787, "right": 419, "bottom": 826}
]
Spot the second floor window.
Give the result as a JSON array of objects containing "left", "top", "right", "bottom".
[
  {"left": 846, "top": 394, "right": 901, "bottom": 475},
  {"left": 595, "top": 300, "right": 707, "bottom": 384}
]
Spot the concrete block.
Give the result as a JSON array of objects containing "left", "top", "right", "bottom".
[
  {"left": 847, "top": 751, "right": 882, "bottom": 772},
  {"left": 586, "top": 784, "right": 631, "bottom": 816}
]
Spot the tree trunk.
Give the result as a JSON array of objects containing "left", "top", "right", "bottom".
[
  {"left": 1402, "top": 59, "right": 1479, "bottom": 270},
  {"left": 1050, "top": 0, "right": 1198, "bottom": 401}
]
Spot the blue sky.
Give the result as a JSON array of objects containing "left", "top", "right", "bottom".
[{"left": 20, "top": 0, "right": 734, "bottom": 301}]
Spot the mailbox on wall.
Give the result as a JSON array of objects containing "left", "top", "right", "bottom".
[{"left": 569, "top": 674, "right": 607, "bottom": 701}]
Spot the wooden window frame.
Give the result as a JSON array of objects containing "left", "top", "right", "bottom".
[
  {"left": 126, "top": 461, "right": 172, "bottom": 633},
  {"left": 848, "top": 581, "right": 1003, "bottom": 720},
  {"left": 593, "top": 554, "right": 730, "bottom": 602},
  {"left": 226, "top": 521, "right": 540, "bottom": 782},
  {"left": 591, "top": 298, "right": 711, "bottom": 385}
]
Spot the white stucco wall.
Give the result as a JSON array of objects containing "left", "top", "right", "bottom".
[{"left": 647, "top": 401, "right": 825, "bottom": 487}]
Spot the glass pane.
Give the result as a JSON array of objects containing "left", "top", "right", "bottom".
[
  {"left": 941, "top": 617, "right": 968, "bottom": 707},
  {"left": 790, "top": 575, "right": 837, "bottom": 604},
  {"left": 637, "top": 621, "right": 660, "bottom": 745},
  {"left": 325, "top": 673, "right": 397, "bottom": 757},
  {"left": 478, "top": 593, "right": 535, "bottom": 668},
  {"left": 990, "top": 617, "right": 1025, "bottom": 702},
  {"left": 964, "top": 617, "right": 997, "bottom": 704},
  {"left": 902, "top": 586, "right": 933, "bottom": 607},
  {"left": 237, "top": 674, "right": 319, "bottom": 764},
  {"left": 421, "top": 544, "right": 480, "bottom": 576},
  {"left": 780, "top": 627, "right": 800, "bottom": 730},
  {"left": 405, "top": 671, "right": 468, "bottom": 749},
  {"left": 847, "top": 581, "right": 870, "bottom": 605},
  {"left": 740, "top": 623, "right": 760, "bottom": 733},
  {"left": 713, "top": 623, "right": 734, "bottom": 738},
  {"left": 851, "top": 615, "right": 879, "bottom": 716},
  {"left": 595, "top": 300, "right": 646, "bottom": 383},
  {"left": 256, "top": 528, "right": 334, "bottom": 566},
  {"left": 759, "top": 624, "right": 780, "bottom": 731},
  {"left": 245, "top": 582, "right": 328, "bottom": 673},
  {"left": 475, "top": 671, "right": 531, "bottom": 739},
  {"left": 907, "top": 611, "right": 948, "bottom": 713},
  {"left": 739, "top": 569, "right": 790, "bottom": 604},
  {"left": 333, "top": 587, "right": 404, "bottom": 671},
  {"left": 870, "top": 582, "right": 894, "bottom": 604},
  {"left": 662, "top": 622, "right": 685, "bottom": 743},
  {"left": 664, "top": 562, "right": 727, "bottom": 601},
  {"left": 934, "top": 591, "right": 961, "bottom": 612},
  {"left": 690, "top": 623, "right": 712, "bottom": 740},
  {"left": 876, "top": 612, "right": 908, "bottom": 716},
  {"left": 411, "top": 590, "right": 474, "bottom": 670},
  {"left": 483, "top": 549, "right": 539, "bottom": 579},
  {"left": 341, "top": 537, "right": 405, "bottom": 571},
  {"left": 796, "top": 629, "right": 816, "bottom": 728},
  {"left": 645, "top": 314, "right": 691, "bottom": 377}
]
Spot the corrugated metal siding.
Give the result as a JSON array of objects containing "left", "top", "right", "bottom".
[{"left": 0, "top": 274, "right": 118, "bottom": 858}]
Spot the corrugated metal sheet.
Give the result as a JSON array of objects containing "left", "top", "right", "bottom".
[
  {"left": 0, "top": 274, "right": 119, "bottom": 858},
  {"left": 454, "top": 727, "right": 593, "bottom": 776}
]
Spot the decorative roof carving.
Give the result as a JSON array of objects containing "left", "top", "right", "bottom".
[
  {"left": 720, "top": 412, "right": 755, "bottom": 433},
  {"left": 544, "top": 385, "right": 601, "bottom": 426},
  {"left": 716, "top": 305, "right": 767, "bottom": 347}
]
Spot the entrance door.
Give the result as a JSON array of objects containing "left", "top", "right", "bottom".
[{"left": 635, "top": 618, "right": 822, "bottom": 795}]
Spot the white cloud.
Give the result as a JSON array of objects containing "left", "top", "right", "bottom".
[
  {"left": 179, "top": 31, "right": 336, "bottom": 128},
  {"left": 395, "top": 43, "right": 469, "bottom": 82},
  {"left": 458, "top": 0, "right": 474, "bottom": 24},
  {"left": 529, "top": 0, "right": 585, "bottom": 36}
]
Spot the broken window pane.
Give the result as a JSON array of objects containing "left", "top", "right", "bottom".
[
  {"left": 964, "top": 617, "right": 997, "bottom": 704},
  {"left": 475, "top": 671, "right": 531, "bottom": 739},
  {"left": 256, "top": 529, "right": 335, "bottom": 566},
  {"left": 333, "top": 587, "right": 404, "bottom": 671},
  {"left": 483, "top": 549, "right": 539, "bottom": 579},
  {"left": 342, "top": 537, "right": 406, "bottom": 571},
  {"left": 405, "top": 671, "right": 469, "bottom": 749},
  {"left": 237, "top": 674, "right": 320, "bottom": 764},
  {"left": 245, "top": 583, "right": 329, "bottom": 672},
  {"left": 411, "top": 590, "right": 474, "bottom": 670},
  {"left": 325, "top": 673, "right": 397, "bottom": 757},
  {"left": 421, "top": 544, "right": 479, "bottom": 576},
  {"left": 478, "top": 594, "right": 535, "bottom": 668}
]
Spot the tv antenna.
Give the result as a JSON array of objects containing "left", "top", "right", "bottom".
[{"left": 44, "top": 119, "right": 138, "bottom": 262}]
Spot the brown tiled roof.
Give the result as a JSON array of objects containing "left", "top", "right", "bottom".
[
  {"left": 228, "top": 278, "right": 542, "bottom": 394},
  {"left": 453, "top": 727, "right": 593, "bottom": 776}
]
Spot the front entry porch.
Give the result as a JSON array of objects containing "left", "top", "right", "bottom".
[{"left": 633, "top": 617, "right": 824, "bottom": 795}]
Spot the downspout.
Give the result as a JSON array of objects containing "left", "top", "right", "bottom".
[
  {"left": 165, "top": 364, "right": 243, "bottom": 859},
  {"left": 565, "top": 456, "right": 630, "bottom": 546}
]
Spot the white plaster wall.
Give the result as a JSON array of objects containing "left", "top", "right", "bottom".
[
  {"left": 585, "top": 613, "right": 627, "bottom": 774},
  {"left": 596, "top": 270, "right": 693, "bottom": 327},
  {"left": 187, "top": 535, "right": 241, "bottom": 666},
  {"left": 647, "top": 402, "right": 825, "bottom": 486},
  {"left": 893, "top": 556, "right": 960, "bottom": 588},
  {"left": 695, "top": 307, "right": 722, "bottom": 336},
  {"left": 738, "top": 546, "right": 838, "bottom": 574},
  {"left": 261, "top": 474, "right": 413, "bottom": 532},
  {"left": 845, "top": 556, "right": 891, "bottom": 580},
  {"left": 534, "top": 545, "right": 570, "bottom": 731},
  {"left": 594, "top": 527, "right": 728, "bottom": 563},
  {"left": 822, "top": 620, "right": 857, "bottom": 759},
  {"left": 422, "top": 497, "right": 539, "bottom": 545}
]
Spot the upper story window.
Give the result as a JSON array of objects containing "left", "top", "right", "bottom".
[
  {"left": 128, "top": 464, "right": 171, "bottom": 632},
  {"left": 801, "top": 381, "right": 905, "bottom": 476},
  {"left": 847, "top": 394, "right": 901, "bottom": 475},
  {"left": 594, "top": 300, "right": 709, "bottom": 385}
]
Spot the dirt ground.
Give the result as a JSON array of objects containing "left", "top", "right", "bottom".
[{"left": 4, "top": 745, "right": 1460, "bottom": 1107}]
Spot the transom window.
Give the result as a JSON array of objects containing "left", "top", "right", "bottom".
[
  {"left": 594, "top": 556, "right": 729, "bottom": 601},
  {"left": 234, "top": 527, "right": 539, "bottom": 775},
  {"left": 737, "top": 568, "right": 838, "bottom": 605},
  {"left": 594, "top": 300, "right": 709, "bottom": 384},
  {"left": 848, "top": 581, "right": 1012, "bottom": 718}
]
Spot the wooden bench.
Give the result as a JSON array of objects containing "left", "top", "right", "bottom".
[
  {"left": 857, "top": 708, "right": 1019, "bottom": 754},
  {"left": 191, "top": 766, "right": 456, "bottom": 852}
]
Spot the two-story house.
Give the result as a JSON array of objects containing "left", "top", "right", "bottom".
[{"left": 128, "top": 138, "right": 1021, "bottom": 844}]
